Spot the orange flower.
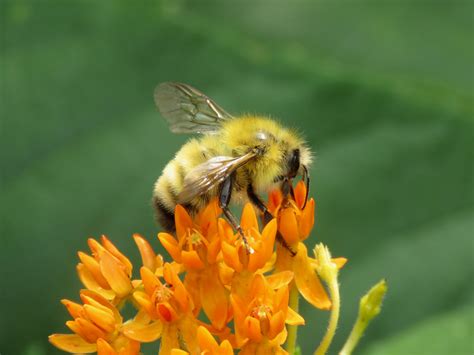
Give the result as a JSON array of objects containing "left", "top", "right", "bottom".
[
  {"left": 269, "top": 182, "right": 336, "bottom": 310},
  {"left": 158, "top": 202, "right": 231, "bottom": 331},
  {"left": 49, "top": 290, "right": 140, "bottom": 354},
  {"left": 131, "top": 263, "right": 198, "bottom": 354},
  {"left": 231, "top": 274, "right": 304, "bottom": 354},
  {"left": 170, "top": 326, "right": 234, "bottom": 355},
  {"left": 77, "top": 236, "right": 133, "bottom": 303},
  {"left": 158, "top": 201, "right": 221, "bottom": 269},
  {"left": 268, "top": 181, "right": 315, "bottom": 246},
  {"left": 133, "top": 233, "right": 164, "bottom": 272},
  {"left": 220, "top": 203, "right": 277, "bottom": 274}
]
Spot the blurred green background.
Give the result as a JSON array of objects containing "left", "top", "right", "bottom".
[{"left": 1, "top": 0, "right": 473, "bottom": 354}]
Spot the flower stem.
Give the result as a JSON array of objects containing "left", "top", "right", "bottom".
[
  {"left": 339, "top": 316, "right": 365, "bottom": 355},
  {"left": 285, "top": 282, "right": 300, "bottom": 354},
  {"left": 314, "top": 278, "right": 340, "bottom": 355},
  {"left": 339, "top": 279, "right": 387, "bottom": 355}
]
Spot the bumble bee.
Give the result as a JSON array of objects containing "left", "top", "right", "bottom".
[{"left": 153, "top": 82, "right": 311, "bottom": 249}]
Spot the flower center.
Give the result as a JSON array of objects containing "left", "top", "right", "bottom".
[
  {"left": 154, "top": 285, "right": 173, "bottom": 303},
  {"left": 251, "top": 304, "right": 272, "bottom": 335},
  {"left": 188, "top": 229, "right": 203, "bottom": 247},
  {"left": 251, "top": 304, "right": 271, "bottom": 320}
]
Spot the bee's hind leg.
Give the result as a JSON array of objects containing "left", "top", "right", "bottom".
[
  {"left": 219, "top": 174, "right": 254, "bottom": 253},
  {"left": 246, "top": 184, "right": 296, "bottom": 257}
]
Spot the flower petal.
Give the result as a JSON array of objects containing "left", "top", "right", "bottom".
[
  {"left": 76, "top": 318, "right": 104, "bottom": 343},
  {"left": 200, "top": 268, "right": 229, "bottom": 330},
  {"left": 268, "top": 310, "right": 285, "bottom": 340},
  {"left": 294, "top": 243, "right": 331, "bottom": 310},
  {"left": 78, "top": 252, "right": 110, "bottom": 289},
  {"left": 197, "top": 326, "right": 219, "bottom": 351},
  {"left": 294, "top": 180, "right": 307, "bottom": 209},
  {"left": 99, "top": 250, "right": 132, "bottom": 297},
  {"left": 299, "top": 198, "right": 315, "bottom": 240},
  {"left": 245, "top": 316, "right": 262, "bottom": 342},
  {"left": 249, "top": 274, "right": 266, "bottom": 300},
  {"left": 166, "top": 264, "right": 192, "bottom": 312},
  {"left": 157, "top": 302, "right": 177, "bottom": 323},
  {"left": 170, "top": 350, "right": 189, "bottom": 355},
  {"left": 61, "top": 299, "right": 83, "bottom": 319},
  {"left": 122, "top": 320, "right": 163, "bottom": 342},
  {"left": 278, "top": 208, "right": 300, "bottom": 245},
  {"left": 76, "top": 264, "right": 115, "bottom": 300},
  {"left": 267, "top": 189, "right": 283, "bottom": 214},
  {"left": 96, "top": 338, "right": 115, "bottom": 355},
  {"left": 49, "top": 334, "right": 96, "bottom": 353},
  {"left": 241, "top": 203, "right": 259, "bottom": 231},
  {"left": 207, "top": 239, "right": 221, "bottom": 264},
  {"left": 221, "top": 241, "right": 243, "bottom": 272},
  {"left": 133, "top": 291, "right": 154, "bottom": 316},
  {"left": 133, "top": 234, "right": 157, "bottom": 271},
  {"left": 285, "top": 307, "right": 305, "bottom": 325},
  {"left": 333, "top": 257, "right": 348, "bottom": 269},
  {"left": 175, "top": 205, "right": 193, "bottom": 239},
  {"left": 80, "top": 290, "right": 121, "bottom": 322},
  {"left": 100, "top": 235, "right": 133, "bottom": 276},
  {"left": 158, "top": 233, "right": 181, "bottom": 262},
  {"left": 266, "top": 271, "right": 294, "bottom": 290},
  {"left": 181, "top": 250, "right": 205, "bottom": 270},
  {"left": 84, "top": 304, "right": 116, "bottom": 333},
  {"left": 142, "top": 267, "right": 162, "bottom": 297}
]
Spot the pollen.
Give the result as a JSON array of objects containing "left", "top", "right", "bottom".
[
  {"left": 154, "top": 285, "right": 173, "bottom": 303},
  {"left": 187, "top": 229, "right": 203, "bottom": 247},
  {"left": 251, "top": 304, "right": 271, "bottom": 320}
]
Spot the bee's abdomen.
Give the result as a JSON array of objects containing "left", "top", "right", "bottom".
[
  {"left": 153, "top": 159, "right": 188, "bottom": 232},
  {"left": 153, "top": 195, "right": 176, "bottom": 232}
]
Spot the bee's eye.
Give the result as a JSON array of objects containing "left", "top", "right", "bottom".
[{"left": 288, "top": 149, "right": 300, "bottom": 178}]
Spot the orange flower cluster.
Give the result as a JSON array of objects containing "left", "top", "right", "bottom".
[{"left": 50, "top": 182, "right": 346, "bottom": 354}]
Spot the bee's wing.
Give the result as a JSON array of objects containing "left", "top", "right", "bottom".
[
  {"left": 154, "top": 82, "right": 233, "bottom": 134},
  {"left": 178, "top": 152, "right": 257, "bottom": 203}
]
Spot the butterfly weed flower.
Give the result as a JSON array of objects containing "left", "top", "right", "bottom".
[
  {"left": 49, "top": 290, "right": 140, "bottom": 354},
  {"left": 50, "top": 181, "right": 385, "bottom": 355},
  {"left": 158, "top": 201, "right": 231, "bottom": 331},
  {"left": 170, "top": 326, "right": 234, "bottom": 355},
  {"left": 76, "top": 236, "right": 134, "bottom": 305},
  {"left": 231, "top": 273, "right": 304, "bottom": 355}
]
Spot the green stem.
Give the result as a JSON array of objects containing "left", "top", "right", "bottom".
[
  {"left": 285, "top": 282, "right": 300, "bottom": 354},
  {"left": 339, "top": 316, "right": 366, "bottom": 355},
  {"left": 339, "top": 279, "right": 387, "bottom": 355},
  {"left": 314, "top": 278, "right": 340, "bottom": 355}
]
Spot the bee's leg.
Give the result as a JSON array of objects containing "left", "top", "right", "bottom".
[
  {"left": 281, "top": 177, "right": 296, "bottom": 200},
  {"left": 219, "top": 174, "right": 254, "bottom": 253},
  {"left": 247, "top": 183, "right": 273, "bottom": 224},
  {"left": 247, "top": 183, "right": 297, "bottom": 257},
  {"left": 302, "top": 164, "right": 310, "bottom": 209}
]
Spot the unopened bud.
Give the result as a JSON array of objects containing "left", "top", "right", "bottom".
[{"left": 359, "top": 279, "right": 387, "bottom": 323}]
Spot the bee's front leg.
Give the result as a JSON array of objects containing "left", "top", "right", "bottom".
[
  {"left": 246, "top": 183, "right": 296, "bottom": 257},
  {"left": 219, "top": 174, "right": 254, "bottom": 254}
]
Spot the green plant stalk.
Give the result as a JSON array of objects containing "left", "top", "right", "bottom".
[
  {"left": 285, "top": 282, "right": 300, "bottom": 355},
  {"left": 314, "top": 278, "right": 340, "bottom": 355},
  {"left": 339, "top": 315, "right": 367, "bottom": 355},
  {"left": 339, "top": 279, "right": 387, "bottom": 355}
]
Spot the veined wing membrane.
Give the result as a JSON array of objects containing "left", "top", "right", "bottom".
[
  {"left": 154, "top": 82, "right": 233, "bottom": 134},
  {"left": 178, "top": 152, "right": 257, "bottom": 203}
]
